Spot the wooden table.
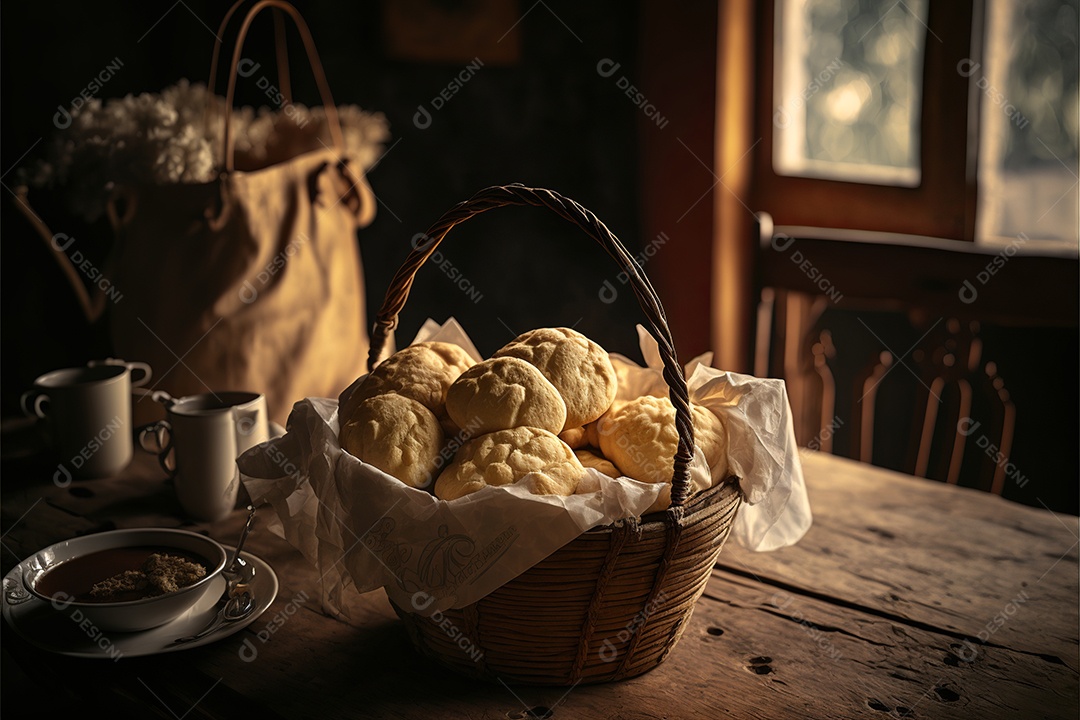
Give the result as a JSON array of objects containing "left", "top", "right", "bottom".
[{"left": 2, "top": 438, "right": 1077, "bottom": 719}]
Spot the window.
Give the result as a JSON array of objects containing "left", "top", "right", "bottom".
[
  {"left": 758, "top": 0, "right": 1080, "bottom": 247},
  {"left": 773, "top": 0, "right": 928, "bottom": 187},
  {"left": 976, "top": 0, "right": 1079, "bottom": 246}
]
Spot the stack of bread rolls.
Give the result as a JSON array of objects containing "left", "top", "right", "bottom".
[{"left": 338, "top": 327, "right": 729, "bottom": 512}]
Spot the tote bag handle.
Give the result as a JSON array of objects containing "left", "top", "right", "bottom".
[
  {"left": 12, "top": 186, "right": 105, "bottom": 324},
  {"left": 220, "top": 0, "right": 345, "bottom": 172},
  {"left": 204, "top": 0, "right": 293, "bottom": 135}
]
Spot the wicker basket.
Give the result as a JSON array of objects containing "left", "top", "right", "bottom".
[{"left": 367, "top": 184, "right": 742, "bottom": 686}]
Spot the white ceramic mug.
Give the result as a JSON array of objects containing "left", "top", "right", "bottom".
[
  {"left": 21, "top": 359, "right": 152, "bottom": 481},
  {"left": 138, "top": 392, "right": 269, "bottom": 521}
]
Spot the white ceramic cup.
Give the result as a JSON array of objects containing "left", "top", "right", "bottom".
[
  {"left": 138, "top": 392, "right": 269, "bottom": 521},
  {"left": 21, "top": 359, "right": 152, "bottom": 481}
]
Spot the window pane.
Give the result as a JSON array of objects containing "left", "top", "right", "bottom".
[
  {"left": 774, "top": 0, "right": 928, "bottom": 186},
  {"left": 976, "top": 0, "right": 1079, "bottom": 246}
]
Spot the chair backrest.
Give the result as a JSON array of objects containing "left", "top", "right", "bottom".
[
  {"left": 847, "top": 318, "right": 1015, "bottom": 493},
  {"left": 751, "top": 214, "right": 1017, "bottom": 494}
]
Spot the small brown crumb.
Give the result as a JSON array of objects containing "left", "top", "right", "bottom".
[
  {"left": 88, "top": 553, "right": 207, "bottom": 601},
  {"left": 89, "top": 570, "right": 147, "bottom": 599},
  {"left": 143, "top": 553, "right": 206, "bottom": 595}
]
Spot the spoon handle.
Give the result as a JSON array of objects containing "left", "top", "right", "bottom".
[
  {"left": 174, "top": 602, "right": 228, "bottom": 643},
  {"left": 229, "top": 505, "right": 257, "bottom": 569},
  {"left": 174, "top": 593, "right": 255, "bottom": 644}
]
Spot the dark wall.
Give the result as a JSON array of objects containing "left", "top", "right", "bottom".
[{"left": 1, "top": 0, "right": 651, "bottom": 414}]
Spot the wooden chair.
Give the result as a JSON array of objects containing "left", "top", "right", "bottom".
[{"left": 751, "top": 214, "right": 1022, "bottom": 495}]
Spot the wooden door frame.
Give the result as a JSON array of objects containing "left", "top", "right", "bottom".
[{"left": 639, "top": 0, "right": 755, "bottom": 372}]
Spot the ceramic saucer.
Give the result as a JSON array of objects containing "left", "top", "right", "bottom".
[{"left": 2, "top": 545, "right": 278, "bottom": 658}]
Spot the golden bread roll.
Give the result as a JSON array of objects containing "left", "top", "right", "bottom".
[
  {"left": 341, "top": 341, "right": 474, "bottom": 428},
  {"left": 559, "top": 427, "right": 589, "bottom": 449},
  {"left": 574, "top": 449, "right": 621, "bottom": 478},
  {"left": 340, "top": 394, "right": 445, "bottom": 489},
  {"left": 493, "top": 327, "right": 617, "bottom": 431},
  {"left": 581, "top": 401, "right": 628, "bottom": 449},
  {"left": 596, "top": 395, "right": 729, "bottom": 486},
  {"left": 582, "top": 419, "right": 603, "bottom": 449},
  {"left": 434, "top": 427, "right": 584, "bottom": 501},
  {"left": 445, "top": 357, "right": 567, "bottom": 435}
]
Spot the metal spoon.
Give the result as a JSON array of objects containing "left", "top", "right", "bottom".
[
  {"left": 173, "top": 506, "right": 258, "bottom": 644},
  {"left": 174, "top": 592, "right": 256, "bottom": 644},
  {"left": 223, "top": 505, "right": 258, "bottom": 594}
]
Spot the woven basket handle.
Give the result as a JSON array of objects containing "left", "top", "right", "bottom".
[{"left": 368, "top": 184, "right": 697, "bottom": 506}]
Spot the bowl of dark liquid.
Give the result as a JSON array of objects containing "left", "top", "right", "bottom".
[{"left": 22, "top": 528, "right": 227, "bottom": 632}]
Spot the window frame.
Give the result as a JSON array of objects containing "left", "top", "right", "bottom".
[{"left": 752, "top": 0, "right": 979, "bottom": 241}]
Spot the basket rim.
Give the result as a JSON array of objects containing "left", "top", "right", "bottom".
[{"left": 580, "top": 476, "right": 740, "bottom": 537}]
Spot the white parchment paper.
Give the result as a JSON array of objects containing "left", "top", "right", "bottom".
[{"left": 238, "top": 318, "right": 811, "bottom": 617}]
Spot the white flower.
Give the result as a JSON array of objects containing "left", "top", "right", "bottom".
[{"left": 23, "top": 79, "right": 389, "bottom": 222}]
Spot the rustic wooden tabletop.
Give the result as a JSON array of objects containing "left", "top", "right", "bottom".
[{"left": 2, "top": 437, "right": 1077, "bottom": 719}]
